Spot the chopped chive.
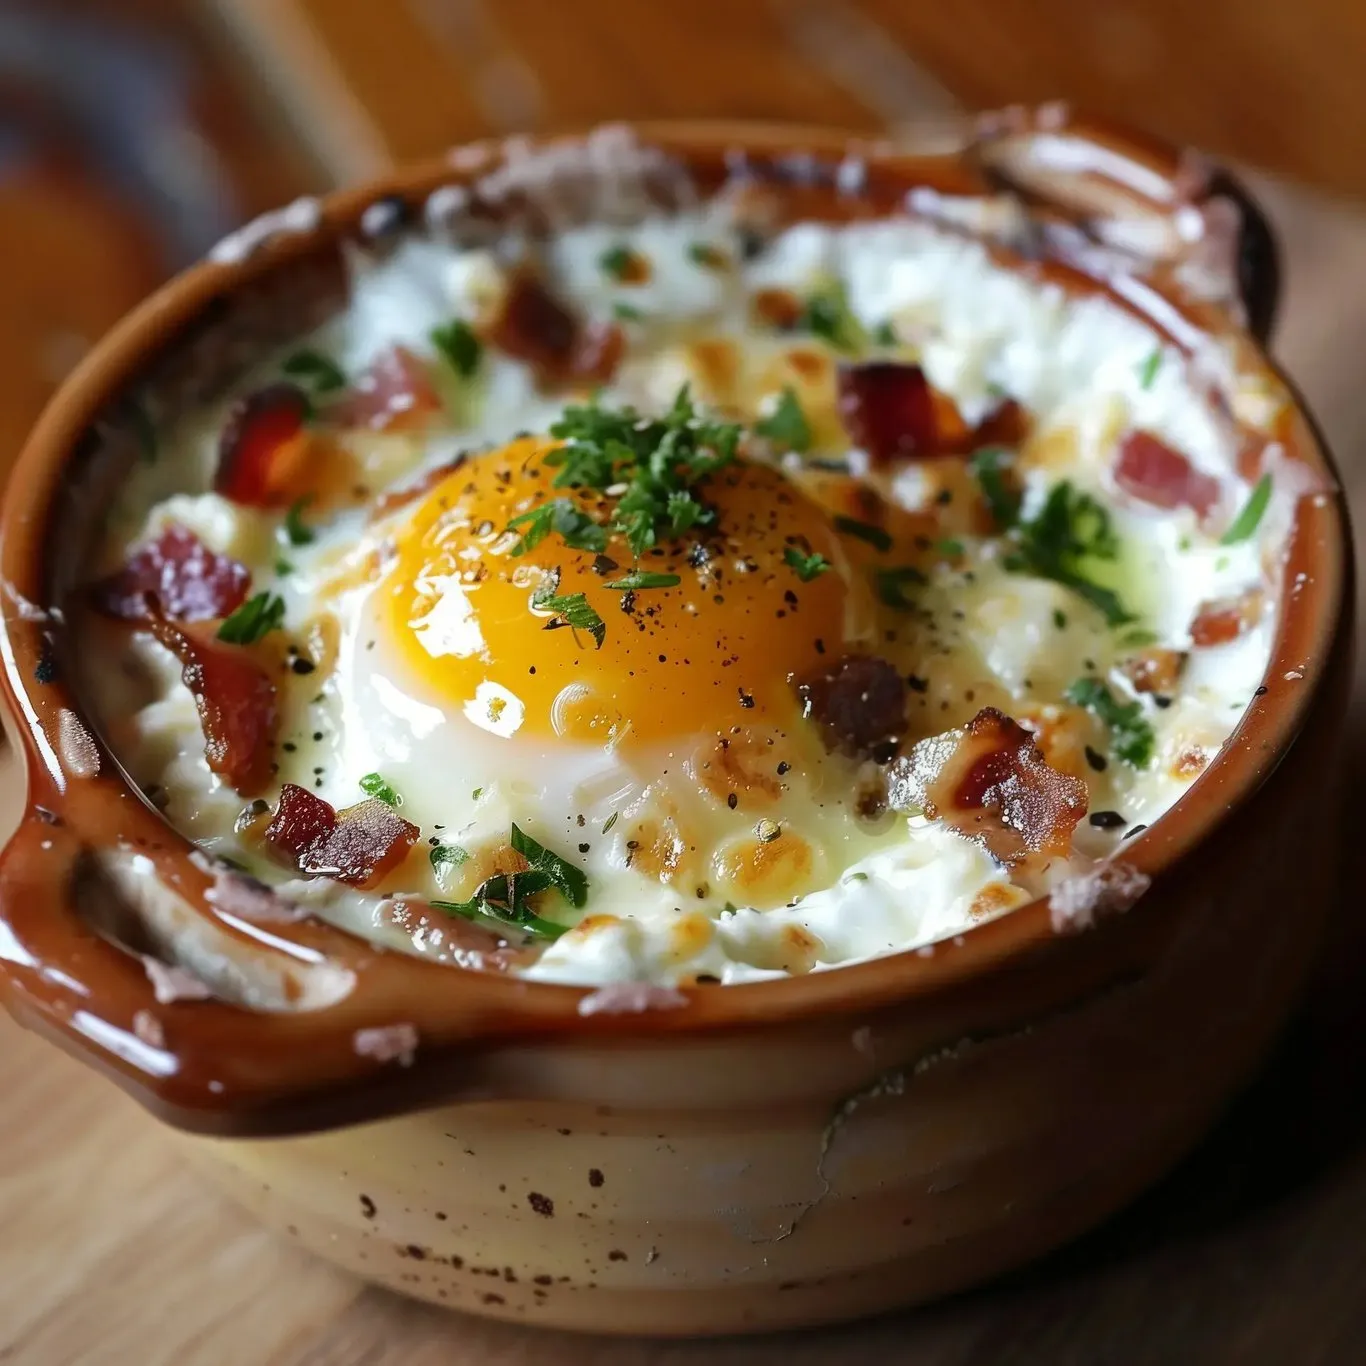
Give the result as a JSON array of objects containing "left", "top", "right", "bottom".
[
  {"left": 968, "top": 446, "right": 1022, "bottom": 530},
  {"left": 602, "top": 811, "right": 619, "bottom": 833},
  {"left": 217, "top": 591, "right": 285, "bottom": 645},
  {"left": 359, "top": 772, "right": 401, "bottom": 806},
  {"left": 603, "top": 570, "right": 681, "bottom": 590},
  {"left": 598, "top": 244, "right": 634, "bottom": 279},
  {"left": 283, "top": 497, "right": 314, "bottom": 546},
  {"left": 784, "top": 546, "right": 831, "bottom": 582},
  {"left": 1138, "top": 348, "right": 1162, "bottom": 389},
  {"left": 612, "top": 301, "right": 644, "bottom": 321},
  {"left": 431, "top": 319, "right": 481, "bottom": 378},
  {"left": 754, "top": 386, "right": 811, "bottom": 453},
  {"left": 875, "top": 565, "right": 927, "bottom": 610},
  {"left": 283, "top": 348, "right": 347, "bottom": 393},
  {"left": 1064, "top": 677, "right": 1155, "bottom": 767},
  {"left": 1221, "top": 474, "right": 1273, "bottom": 545},
  {"left": 833, "top": 515, "right": 892, "bottom": 552}
]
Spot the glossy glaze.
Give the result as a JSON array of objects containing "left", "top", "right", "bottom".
[{"left": 0, "top": 112, "right": 1351, "bottom": 1333}]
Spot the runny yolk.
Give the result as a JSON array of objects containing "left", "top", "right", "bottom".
[{"left": 382, "top": 436, "right": 850, "bottom": 746}]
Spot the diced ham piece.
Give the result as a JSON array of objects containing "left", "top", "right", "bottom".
[
  {"left": 1114, "top": 430, "right": 1221, "bottom": 518},
  {"left": 328, "top": 344, "right": 443, "bottom": 432},
  {"left": 264, "top": 783, "right": 419, "bottom": 889},
  {"left": 215, "top": 383, "right": 314, "bottom": 507},
  {"left": 146, "top": 614, "right": 278, "bottom": 796},
  {"left": 837, "top": 362, "right": 938, "bottom": 463},
  {"left": 486, "top": 270, "right": 626, "bottom": 387},
  {"left": 91, "top": 526, "right": 250, "bottom": 622},
  {"left": 889, "top": 707, "right": 1088, "bottom": 864},
  {"left": 1189, "top": 588, "right": 1264, "bottom": 646},
  {"left": 797, "top": 654, "right": 907, "bottom": 759},
  {"left": 1121, "top": 646, "right": 1188, "bottom": 695}
]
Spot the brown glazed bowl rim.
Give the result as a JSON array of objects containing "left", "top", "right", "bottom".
[{"left": 0, "top": 112, "right": 1351, "bottom": 1135}]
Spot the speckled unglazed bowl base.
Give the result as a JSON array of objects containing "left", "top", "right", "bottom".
[{"left": 0, "top": 113, "right": 1352, "bottom": 1336}]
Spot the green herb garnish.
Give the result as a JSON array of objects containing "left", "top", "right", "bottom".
[
  {"left": 875, "top": 565, "right": 927, "bottom": 610},
  {"left": 430, "top": 843, "right": 470, "bottom": 873},
  {"left": 217, "top": 592, "right": 285, "bottom": 645},
  {"left": 431, "top": 319, "right": 482, "bottom": 378},
  {"left": 872, "top": 320, "right": 898, "bottom": 347},
  {"left": 1138, "top": 349, "right": 1162, "bottom": 390},
  {"left": 833, "top": 515, "right": 892, "bottom": 552},
  {"left": 359, "top": 773, "right": 401, "bottom": 806},
  {"left": 1053, "top": 608, "right": 1068, "bottom": 630},
  {"left": 507, "top": 498, "right": 608, "bottom": 555},
  {"left": 536, "top": 385, "right": 741, "bottom": 557},
  {"left": 612, "top": 301, "right": 644, "bottom": 321},
  {"left": 533, "top": 591, "right": 606, "bottom": 648},
  {"left": 275, "top": 558, "right": 294, "bottom": 577},
  {"left": 602, "top": 812, "right": 619, "bottom": 833},
  {"left": 754, "top": 386, "right": 811, "bottom": 453},
  {"left": 1004, "top": 482, "right": 1135, "bottom": 626},
  {"left": 799, "top": 278, "right": 865, "bottom": 353},
  {"left": 784, "top": 547, "right": 831, "bottom": 582},
  {"left": 599, "top": 244, "right": 634, "bottom": 280},
  {"left": 687, "top": 241, "right": 724, "bottom": 268},
  {"left": 1221, "top": 473, "right": 1273, "bottom": 545},
  {"left": 969, "top": 446, "right": 1022, "bottom": 529},
  {"left": 510, "top": 822, "right": 589, "bottom": 907},
  {"left": 1065, "top": 677, "right": 1155, "bottom": 767},
  {"left": 283, "top": 498, "right": 314, "bottom": 546},
  {"left": 283, "top": 348, "right": 347, "bottom": 393},
  {"left": 603, "top": 570, "right": 681, "bottom": 590},
  {"left": 936, "top": 538, "right": 965, "bottom": 558}
]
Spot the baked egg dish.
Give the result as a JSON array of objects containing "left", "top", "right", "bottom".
[{"left": 79, "top": 173, "right": 1296, "bottom": 987}]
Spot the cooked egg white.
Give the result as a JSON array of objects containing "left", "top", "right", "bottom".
[{"left": 88, "top": 202, "right": 1285, "bottom": 987}]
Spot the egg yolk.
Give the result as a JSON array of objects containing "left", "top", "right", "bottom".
[{"left": 383, "top": 436, "right": 850, "bottom": 745}]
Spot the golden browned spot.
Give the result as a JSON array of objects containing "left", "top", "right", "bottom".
[
  {"left": 1019, "top": 423, "right": 1080, "bottom": 475},
  {"left": 751, "top": 287, "right": 802, "bottom": 330},
  {"left": 713, "top": 828, "right": 823, "bottom": 906},
  {"left": 692, "top": 729, "right": 786, "bottom": 810},
  {"left": 1172, "top": 745, "right": 1210, "bottom": 779},
  {"left": 624, "top": 814, "right": 692, "bottom": 884},
  {"left": 1020, "top": 704, "right": 1096, "bottom": 783},
  {"left": 969, "top": 882, "right": 1024, "bottom": 919},
  {"left": 685, "top": 338, "right": 740, "bottom": 409},
  {"left": 668, "top": 911, "right": 717, "bottom": 962}
]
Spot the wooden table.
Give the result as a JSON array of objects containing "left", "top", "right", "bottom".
[{"left": 3, "top": 4, "right": 1366, "bottom": 1362}]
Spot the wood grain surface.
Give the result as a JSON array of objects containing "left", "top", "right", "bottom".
[{"left": 3, "top": 3, "right": 1366, "bottom": 1362}]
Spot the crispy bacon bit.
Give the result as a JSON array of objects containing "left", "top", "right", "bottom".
[
  {"left": 571, "top": 320, "right": 626, "bottom": 385},
  {"left": 329, "top": 344, "right": 443, "bottom": 432},
  {"left": 890, "top": 707, "right": 1088, "bottom": 863},
  {"left": 837, "top": 362, "right": 937, "bottom": 464},
  {"left": 146, "top": 615, "right": 278, "bottom": 795},
  {"left": 1122, "top": 646, "right": 1188, "bottom": 695},
  {"left": 484, "top": 269, "right": 625, "bottom": 387},
  {"left": 92, "top": 526, "right": 250, "bottom": 622},
  {"left": 215, "top": 383, "right": 313, "bottom": 506},
  {"left": 752, "top": 287, "right": 803, "bottom": 329},
  {"left": 264, "top": 783, "right": 419, "bottom": 889},
  {"left": 1114, "top": 430, "right": 1221, "bottom": 517},
  {"left": 797, "top": 654, "right": 907, "bottom": 759},
  {"left": 1190, "top": 588, "right": 1263, "bottom": 646},
  {"left": 971, "top": 396, "right": 1031, "bottom": 449}
]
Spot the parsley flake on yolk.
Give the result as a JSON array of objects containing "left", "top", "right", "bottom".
[{"left": 383, "top": 436, "right": 850, "bottom": 744}]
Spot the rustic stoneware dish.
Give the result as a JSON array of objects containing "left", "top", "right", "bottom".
[{"left": 0, "top": 112, "right": 1352, "bottom": 1336}]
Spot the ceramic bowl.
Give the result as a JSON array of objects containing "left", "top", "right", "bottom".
[{"left": 0, "top": 112, "right": 1352, "bottom": 1336}]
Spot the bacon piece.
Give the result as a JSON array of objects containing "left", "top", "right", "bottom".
[
  {"left": 1189, "top": 588, "right": 1264, "bottom": 646},
  {"left": 889, "top": 707, "right": 1088, "bottom": 863},
  {"left": 571, "top": 320, "right": 626, "bottom": 385},
  {"left": 1114, "top": 430, "right": 1221, "bottom": 518},
  {"left": 837, "top": 362, "right": 938, "bottom": 464},
  {"left": 264, "top": 783, "right": 418, "bottom": 889},
  {"left": 92, "top": 526, "right": 250, "bottom": 622},
  {"left": 971, "top": 396, "right": 1031, "bottom": 449},
  {"left": 797, "top": 654, "right": 907, "bottom": 759},
  {"left": 328, "top": 344, "right": 443, "bottom": 432},
  {"left": 215, "top": 383, "right": 314, "bottom": 507},
  {"left": 483, "top": 269, "right": 626, "bottom": 387},
  {"left": 1121, "top": 646, "right": 1188, "bottom": 695},
  {"left": 146, "top": 615, "right": 278, "bottom": 795}
]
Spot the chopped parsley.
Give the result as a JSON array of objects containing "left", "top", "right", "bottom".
[
  {"left": 687, "top": 240, "right": 725, "bottom": 268},
  {"left": 1004, "top": 482, "right": 1135, "bottom": 626},
  {"left": 603, "top": 570, "right": 681, "bottom": 590},
  {"left": 875, "top": 564, "right": 927, "bottom": 610},
  {"left": 1221, "top": 473, "right": 1273, "bottom": 545},
  {"left": 1065, "top": 677, "right": 1155, "bottom": 767},
  {"left": 217, "top": 591, "right": 285, "bottom": 645},
  {"left": 282, "top": 497, "right": 314, "bottom": 546},
  {"left": 969, "top": 446, "right": 1022, "bottom": 529},
  {"left": 872, "top": 320, "right": 898, "bottom": 347},
  {"left": 532, "top": 590, "right": 606, "bottom": 648},
  {"left": 359, "top": 773, "right": 401, "bottom": 806},
  {"left": 430, "top": 843, "right": 470, "bottom": 873},
  {"left": 1138, "top": 348, "right": 1162, "bottom": 390},
  {"left": 799, "top": 278, "right": 865, "bottom": 353},
  {"left": 431, "top": 319, "right": 482, "bottom": 378},
  {"left": 936, "top": 538, "right": 965, "bottom": 558},
  {"left": 833, "top": 515, "right": 892, "bottom": 552},
  {"left": 535, "top": 385, "right": 741, "bottom": 557},
  {"left": 612, "top": 301, "right": 644, "bottom": 321},
  {"left": 430, "top": 825, "right": 586, "bottom": 941},
  {"left": 754, "top": 386, "right": 811, "bottom": 452},
  {"left": 507, "top": 498, "right": 608, "bottom": 555},
  {"left": 784, "top": 547, "right": 831, "bottom": 581},
  {"left": 275, "top": 558, "right": 295, "bottom": 577},
  {"left": 598, "top": 244, "right": 634, "bottom": 279},
  {"left": 283, "top": 348, "right": 347, "bottom": 393}
]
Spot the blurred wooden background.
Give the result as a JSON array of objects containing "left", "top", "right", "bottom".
[{"left": 2, "top": 2, "right": 1365, "bottom": 1363}]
